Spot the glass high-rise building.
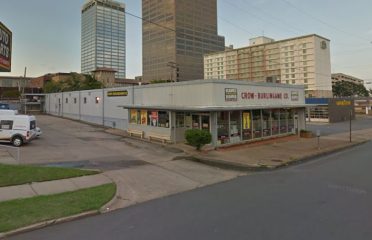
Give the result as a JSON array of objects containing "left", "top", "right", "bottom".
[
  {"left": 142, "top": 0, "right": 225, "bottom": 82},
  {"left": 81, "top": 0, "right": 126, "bottom": 78}
]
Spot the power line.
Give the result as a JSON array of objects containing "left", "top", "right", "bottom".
[
  {"left": 125, "top": 11, "right": 176, "bottom": 33},
  {"left": 221, "top": 0, "right": 300, "bottom": 36},
  {"left": 279, "top": 0, "right": 371, "bottom": 43},
  {"left": 239, "top": 0, "right": 304, "bottom": 34}
]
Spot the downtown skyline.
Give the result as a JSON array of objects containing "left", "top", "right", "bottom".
[{"left": 0, "top": 0, "right": 371, "bottom": 84}]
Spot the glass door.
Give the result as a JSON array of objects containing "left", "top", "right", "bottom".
[{"left": 201, "top": 115, "right": 210, "bottom": 131}]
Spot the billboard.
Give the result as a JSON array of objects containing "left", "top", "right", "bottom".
[{"left": 0, "top": 22, "right": 12, "bottom": 72}]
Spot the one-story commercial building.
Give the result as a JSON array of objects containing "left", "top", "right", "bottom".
[{"left": 45, "top": 80, "right": 306, "bottom": 147}]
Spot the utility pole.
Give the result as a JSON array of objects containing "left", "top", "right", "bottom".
[{"left": 349, "top": 109, "right": 352, "bottom": 142}]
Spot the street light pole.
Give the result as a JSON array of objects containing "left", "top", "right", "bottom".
[{"left": 349, "top": 109, "right": 352, "bottom": 143}]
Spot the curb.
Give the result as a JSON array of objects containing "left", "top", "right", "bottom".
[
  {"left": 187, "top": 140, "right": 369, "bottom": 172},
  {"left": 99, "top": 176, "right": 120, "bottom": 213},
  {"left": 0, "top": 211, "right": 99, "bottom": 239}
]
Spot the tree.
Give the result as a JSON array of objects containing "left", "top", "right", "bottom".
[
  {"left": 43, "top": 80, "right": 63, "bottom": 93},
  {"left": 150, "top": 79, "right": 171, "bottom": 84},
  {"left": 332, "top": 81, "right": 369, "bottom": 97},
  {"left": 42, "top": 73, "right": 104, "bottom": 93},
  {"left": 80, "top": 74, "right": 104, "bottom": 90}
]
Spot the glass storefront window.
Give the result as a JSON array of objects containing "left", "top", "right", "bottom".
[
  {"left": 262, "top": 110, "right": 271, "bottom": 137},
  {"left": 230, "top": 111, "right": 241, "bottom": 144},
  {"left": 148, "top": 111, "right": 158, "bottom": 127},
  {"left": 158, "top": 111, "right": 169, "bottom": 128},
  {"left": 176, "top": 112, "right": 185, "bottom": 128},
  {"left": 272, "top": 109, "right": 280, "bottom": 135},
  {"left": 252, "top": 110, "right": 262, "bottom": 139},
  {"left": 242, "top": 111, "right": 252, "bottom": 141},
  {"left": 201, "top": 115, "right": 210, "bottom": 131},
  {"left": 217, "top": 112, "right": 229, "bottom": 145},
  {"left": 130, "top": 109, "right": 138, "bottom": 124},
  {"left": 288, "top": 110, "right": 295, "bottom": 133},
  {"left": 280, "top": 109, "right": 288, "bottom": 133},
  {"left": 192, "top": 115, "right": 200, "bottom": 129}
]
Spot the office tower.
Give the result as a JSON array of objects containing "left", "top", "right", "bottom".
[
  {"left": 204, "top": 34, "right": 332, "bottom": 97},
  {"left": 142, "top": 0, "right": 225, "bottom": 82},
  {"left": 81, "top": 0, "right": 126, "bottom": 78}
]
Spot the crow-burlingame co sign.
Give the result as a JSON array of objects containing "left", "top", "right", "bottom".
[{"left": 0, "top": 22, "right": 12, "bottom": 72}]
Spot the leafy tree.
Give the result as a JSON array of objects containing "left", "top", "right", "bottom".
[
  {"left": 150, "top": 79, "right": 171, "bottom": 84},
  {"left": 42, "top": 73, "right": 103, "bottom": 93},
  {"left": 43, "top": 80, "right": 63, "bottom": 93},
  {"left": 332, "top": 81, "right": 369, "bottom": 97},
  {"left": 1, "top": 89, "right": 20, "bottom": 99},
  {"left": 62, "top": 72, "right": 82, "bottom": 91},
  {"left": 80, "top": 74, "right": 104, "bottom": 90}
]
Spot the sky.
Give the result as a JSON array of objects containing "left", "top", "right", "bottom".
[{"left": 0, "top": 0, "right": 372, "bottom": 87}]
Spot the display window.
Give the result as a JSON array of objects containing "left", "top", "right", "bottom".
[
  {"left": 230, "top": 111, "right": 241, "bottom": 144},
  {"left": 242, "top": 111, "right": 252, "bottom": 141},
  {"left": 272, "top": 109, "right": 280, "bottom": 135},
  {"left": 262, "top": 109, "right": 271, "bottom": 137},
  {"left": 252, "top": 110, "right": 262, "bottom": 139},
  {"left": 217, "top": 112, "right": 229, "bottom": 145},
  {"left": 280, "top": 109, "right": 288, "bottom": 133}
]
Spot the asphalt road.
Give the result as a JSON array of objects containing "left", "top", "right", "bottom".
[
  {"left": 9, "top": 140, "right": 372, "bottom": 240},
  {"left": 307, "top": 115, "right": 372, "bottom": 136}
]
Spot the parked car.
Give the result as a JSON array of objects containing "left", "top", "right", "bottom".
[
  {"left": 0, "top": 103, "right": 10, "bottom": 110},
  {"left": 0, "top": 115, "right": 37, "bottom": 146}
]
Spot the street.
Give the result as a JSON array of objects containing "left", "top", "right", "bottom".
[{"left": 9, "top": 140, "right": 372, "bottom": 240}]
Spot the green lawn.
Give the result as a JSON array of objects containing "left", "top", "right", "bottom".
[
  {"left": 0, "top": 183, "right": 116, "bottom": 233},
  {"left": 0, "top": 164, "right": 99, "bottom": 187}
]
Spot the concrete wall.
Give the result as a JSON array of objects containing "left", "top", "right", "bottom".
[{"left": 45, "top": 87, "right": 131, "bottom": 130}]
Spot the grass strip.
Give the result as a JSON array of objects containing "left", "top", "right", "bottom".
[
  {"left": 0, "top": 183, "right": 116, "bottom": 233},
  {"left": 0, "top": 164, "right": 99, "bottom": 187}
]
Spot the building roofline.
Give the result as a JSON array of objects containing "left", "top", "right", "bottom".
[
  {"left": 128, "top": 79, "right": 304, "bottom": 90},
  {"left": 204, "top": 34, "right": 330, "bottom": 56},
  {"left": 118, "top": 104, "right": 307, "bottom": 112}
]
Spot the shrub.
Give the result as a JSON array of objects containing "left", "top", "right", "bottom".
[{"left": 185, "top": 129, "right": 212, "bottom": 150}]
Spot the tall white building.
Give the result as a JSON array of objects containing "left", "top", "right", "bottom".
[
  {"left": 204, "top": 34, "right": 332, "bottom": 97},
  {"left": 81, "top": 0, "right": 126, "bottom": 78}
]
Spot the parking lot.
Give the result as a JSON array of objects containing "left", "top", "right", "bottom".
[{"left": 18, "top": 115, "right": 185, "bottom": 169}]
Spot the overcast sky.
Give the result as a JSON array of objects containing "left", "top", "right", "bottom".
[{"left": 1, "top": 0, "right": 371, "bottom": 86}]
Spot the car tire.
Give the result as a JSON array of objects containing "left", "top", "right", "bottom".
[{"left": 12, "top": 136, "right": 23, "bottom": 147}]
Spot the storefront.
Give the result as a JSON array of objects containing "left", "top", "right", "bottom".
[{"left": 120, "top": 79, "right": 306, "bottom": 147}]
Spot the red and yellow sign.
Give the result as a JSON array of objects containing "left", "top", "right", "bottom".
[{"left": 0, "top": 22, "right": 12, "bottom": 72}]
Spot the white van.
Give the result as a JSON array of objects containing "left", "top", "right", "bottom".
[
  {"left": 0, "top": 115, "right": 37, "bottom": 147},
  {"left": 0, "top": 110, "right": 18, "bottom": 115}
]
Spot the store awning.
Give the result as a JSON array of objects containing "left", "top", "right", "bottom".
[{"left": 117, "top": 104, "right": 309, "bottom": 112}]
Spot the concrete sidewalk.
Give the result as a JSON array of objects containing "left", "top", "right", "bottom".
[
  {"left": 175, "top": 128, "right": 372, "bottom": 170},
  {"left": 0, "top": 174, "right": 112, "bottom": 202}
]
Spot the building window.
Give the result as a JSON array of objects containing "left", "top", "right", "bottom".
[
  {"left": 66, "top": 98, "right": 68, "bottom": 103},
  {"left": 74, "top": 98, "right": 77, "bottom": 104},
  {"left": 303, "top": 49, "right": 307, "bottom": 54},
  {"left": 158, "top": 111, "right": 169, "bottom": 128},
  {"left": 304, "top": 73, "right": 308, "bottom": 77},
  {"left": 292, "top": 74, "right": 295, "bottom": 78},
  {"left": 84, "top": 97, "right": 87, "bottom": 104}
]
